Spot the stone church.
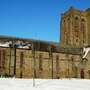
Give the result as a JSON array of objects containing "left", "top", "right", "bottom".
[{"left": 0, "top": 7, "right": 90, "bottom": 79}]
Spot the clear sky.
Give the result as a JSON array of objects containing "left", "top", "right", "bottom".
[{"left": 0, "top": 0, "right": 90, "bottom": 42}]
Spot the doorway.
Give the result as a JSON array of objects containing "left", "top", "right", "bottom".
[{"left": 80, "top": 69, "right": 84, "bottom": 79}]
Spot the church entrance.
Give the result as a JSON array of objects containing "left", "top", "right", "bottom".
[{"left": 80, "top": 69, "right": 84, "bottom": 79}]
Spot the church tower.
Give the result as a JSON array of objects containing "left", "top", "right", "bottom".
[{"left": 60, "top": 7, "right": 89, "bottom": 47}]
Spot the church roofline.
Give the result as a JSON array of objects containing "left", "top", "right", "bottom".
[{"left": 61, "top": 6, "right": 90, "bottom": 17}]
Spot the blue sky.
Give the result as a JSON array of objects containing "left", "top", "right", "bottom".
[{"left": 0, "top": 0, "right": 90, "bottom": 42}]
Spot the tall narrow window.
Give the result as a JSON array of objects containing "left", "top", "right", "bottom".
[
  {"left": 61, "top": 20, "right": 66, "bottom": 44},
  {"left": 0, "top": 50, "right": 1, "bottom": 68},
  {"left": 63, "top": 20, "right": 67, "bottom": 45},
  {"left": 20, "top": 52, "right": 24, "bottom": 78},
  {"left": 39, "top": 53, "right": 43, "bottom": 71},
  {"left": 74, "top": 17, "right": 79, "bottom": 45},
  {"left": 66, "top": 18, "right": 71, "bottom": 45},
  {"left": 0, "top": 50, "right": 5, "bottom": 69},
  {"left": 56, "top": 55, "right": 59, "bottom": 78},
  {"left": 75, "top": 17, "right": 79, "bottom": 28},
  {"left": 81, "top": 19, "right": 86, "bottom": 44},
  {"left": 2, "top": 50, "right": 5, "bottom": 69}
]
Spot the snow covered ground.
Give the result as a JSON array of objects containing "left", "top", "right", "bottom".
[{"left": 0, "top": 78, "right": 90, "bottom": 90}]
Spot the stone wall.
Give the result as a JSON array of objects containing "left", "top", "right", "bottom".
[{"left": 0, "top": 47, "right": 84, "bottom": 79}]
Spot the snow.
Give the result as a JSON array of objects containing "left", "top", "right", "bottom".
[
  {"left": 83, "top": 47, "right": 90, "bottom": 58},
  {"left": 0, "top": 78, "right": 90, "bottom": 90},
  {"left": 0, "top": 42, "right": 9, "bottom": 47},
  {"left": 18, "top": 46, "right": 29, "bottom": 49},
  {"left": 0, "top": 42, "right": 31, "bottom": 49}
]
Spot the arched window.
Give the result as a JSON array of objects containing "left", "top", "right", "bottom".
[
  {"left": 81, "top": 18, "right": 85, "bottom": 22},
  {"left": 81, "top": 19, "right": 85, "bottom": 31},
  {"left": 67, "top": 18, "right": 71, "bottom": 45},
  {"left": 74, "top": 16, "right": 79, "bottom": 45},
  {"left": 81, "top": 18, "right": 86, "bottom": 44},
  {"left": 74, "top": 16, "right": 79, "bottom": 29},
  {"left": 61, "top": 20, "right": 65, "bottom": 44},
  {"left": 62, "top": 19, "right": 67, "bottom": 44},
  {"left": 75, "top": 17, "right": 78, "bottom": 20}
]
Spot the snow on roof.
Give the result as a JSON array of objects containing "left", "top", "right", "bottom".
[
  {"left": 0, "top": 42, "right": 9, "bottom": 47},
  {"left": 18, "top": 46, "right": 30, "bottom": 49}
]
